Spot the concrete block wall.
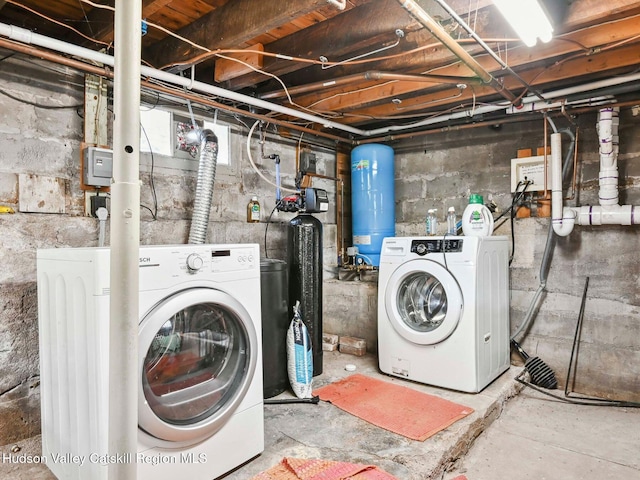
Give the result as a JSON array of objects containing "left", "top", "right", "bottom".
[
  {"left": 0, "top": 56, "right": 340, "bottom": 446},
  {"left": 393, "top": 111, "right": 640, "bottom": 403}
]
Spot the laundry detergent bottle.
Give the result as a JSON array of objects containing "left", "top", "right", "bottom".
[{"left": 461, "top": 194, "right": 494, "bottom": 237}]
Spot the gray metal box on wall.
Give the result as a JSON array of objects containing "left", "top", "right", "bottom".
[{"left": 84, "top": 146, "right": 113, "bottom": 187}]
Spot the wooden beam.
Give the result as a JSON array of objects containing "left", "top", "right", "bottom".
[
  {"left": 339, "top": 41, "right": 640, "bottom": 123},
  {"left": 291, "top": 14, "right": 640, "bottom": 113},
  {"left": 562, "top": 0, "right": 640, "bottom": 31},
  {"left": 144, "top": 0, "right": 338, "bottom": 69},
  {"left": 222, "top": 0, "right": 422, "bottom": 90},
  {"left": 77, "top": 0, "right": 178, "bottom": 46},
  {"left": 251, "top": 0, "right": 640, "bottom": 98},
  {"left": 224, "top": 0, "right": 494, "bottom": 90},
  {"left": 75, "top": 0, "right": 114, "bottom": 45},
  {"left": 214, "top": 43, "right": 264, "bottom": 82}
]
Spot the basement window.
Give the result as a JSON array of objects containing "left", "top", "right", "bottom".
[{"left": 139, "top": 108, "right": 230, "bottom": 167}]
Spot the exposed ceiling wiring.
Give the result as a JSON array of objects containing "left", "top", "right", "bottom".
[
  {"left": 6, "top": 0, "right": 112, "bottom": 48},
  {"left": 2, "top": 0, "right": 639, "bottom": 138},
  {"left": 214, "top": 52, "right": 338, "bottom": 119}
]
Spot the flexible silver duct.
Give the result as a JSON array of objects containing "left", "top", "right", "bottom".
[{"left": 188, "top": 129, "right": 219, "bottom": 244}]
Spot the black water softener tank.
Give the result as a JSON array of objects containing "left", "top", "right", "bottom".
[
  {"left": 260, "top": 258, "right": 290, "bottom": 398},
  {"left": 287, "top": 213, "right": 323, "bottom": 376}
]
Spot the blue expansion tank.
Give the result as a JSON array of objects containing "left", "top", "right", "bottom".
[{"left": 350, "top": 144, "right": 395, "bottom": 267}]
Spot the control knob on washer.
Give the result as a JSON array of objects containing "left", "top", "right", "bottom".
[
  {"left": 186, "top": 253, "right": 204, "bottom": 272},
  {"left": 416, "top": 243, "right": 427, "bottom": 255}
]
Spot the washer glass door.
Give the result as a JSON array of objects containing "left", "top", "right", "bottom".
[
  {"left": 138, "top": 288, "right": 257, "bottom": 444},
  {"left": 385, "top": 259, "right": 463, "bottom": 345}
]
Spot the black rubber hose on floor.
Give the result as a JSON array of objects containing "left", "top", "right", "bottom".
[
  {"left": 264, "top": 395, "right": 320, "bottom": 405},
  {"left": 511, "top": 339, "right": 558, "bottom": 390}
]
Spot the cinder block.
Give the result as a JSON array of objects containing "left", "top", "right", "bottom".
[
  {"left": 322, "top": 333, "right": 339, "bottom": 345},
  {"left": 322, "top": 342, "right": 338, "bottom": 352},
  {"left": 339, "top": 344, "right": 366, "bottom": 356},
  {"left": 339, "top": 336, "right": 367, "bottom": 356},
  {"left": 339, "top": 336, "right": 366, "bottom": 348}
]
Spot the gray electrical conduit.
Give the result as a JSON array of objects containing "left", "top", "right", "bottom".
[
  {"left": 188, "top": 129, "right": 218, "bottom": 244},
  {"left": 511, "top": 119, "right": 576, "bottom": 342}
]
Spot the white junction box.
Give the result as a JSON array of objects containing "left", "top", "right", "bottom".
[{"left": 510, "top": 155, "right": 551, "bottom": 192}]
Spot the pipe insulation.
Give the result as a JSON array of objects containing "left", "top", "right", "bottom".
[
  {"left": 108, "top": 1, "right": 141, "bottom": 479},
  {"left": 188, "top": 130, "right": 218, "bottom": 244}
]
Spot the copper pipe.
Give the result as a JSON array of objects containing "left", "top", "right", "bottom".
[
  {"left": 259, "top": 70, "right": 481, "bottom": 100},
  {"left": 142, "top": 80, "right": 350, "bottom": 143},
  {"left": 395, "top": 0, "right": 518, "bottom": 105},
  {"left": 0, "top": 37, "right": 352, "bottom": 144}
]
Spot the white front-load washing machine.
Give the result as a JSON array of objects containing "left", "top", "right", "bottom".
[
  {"left": 378, "top": 236, "right": 510, "bottom": 393},
  {"left": 37, "top": 244, "right": 263, "bottom": 480}
]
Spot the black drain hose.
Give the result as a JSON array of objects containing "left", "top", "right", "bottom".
[
  {"left": 264, "top": 395, "right": 320, "bottom": 405},
  {"left": 511, "top": 339, "right": 558, "bottom": 390}
]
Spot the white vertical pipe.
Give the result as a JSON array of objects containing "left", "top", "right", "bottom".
[
  {"left": 109, "top": 1, "right": 141, "bottom": 479},
  {"left": 597, "top": 107, "right": 620, "bottom": 205},
  {"left": 551, "top": 132, "right": 576, "bottom": 236}
]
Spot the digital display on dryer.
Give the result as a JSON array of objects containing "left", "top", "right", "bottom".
[{"left": 411, "top": 239, "right": 463, "bottom": 255}]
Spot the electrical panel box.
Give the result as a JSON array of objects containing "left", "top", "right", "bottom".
[
  {"left": 84, "top": 146, "right": 113, "bottom": 187},
  {"left": 510, "top": 155, "right": 550, "bottom": 192},
  {"left": 300, "top": 151, "right": 317, "bottom": 174}
]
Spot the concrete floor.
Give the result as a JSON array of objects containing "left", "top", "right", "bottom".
[
  {"left": 2, "top": 351, "right": 638, "bottom": 479},
  {"left": 442, "top": 388, "right": 640, "bottom": 480}
]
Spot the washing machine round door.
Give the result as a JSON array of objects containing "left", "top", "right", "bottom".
[
  {"left": 138, "top": 287, "right": 258, "bottom": 445},
  {"left": 385, "top": 258, "right": 463, "bottom": 345}
]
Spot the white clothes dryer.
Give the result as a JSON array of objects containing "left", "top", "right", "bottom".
[
  {"left": 37, "top": 244, "right": 263, "bottom": 480},
  {"left": 378, "top": 236, "right": 510, "bottom": 393}
]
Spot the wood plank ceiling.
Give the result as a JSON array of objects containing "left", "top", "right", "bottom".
[{"left": 1, "top": 0, "right": 640, "bottom": 140}]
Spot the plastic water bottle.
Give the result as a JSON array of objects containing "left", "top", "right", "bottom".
[
  {"left": 446, "top": 207, "right": 457, "bottom": 235},
  {"left": 461, "top": 194, "right": 494, "bottom": 237},
  {"left": 426, "top": 209, "right": 437, "bottom": 235}
]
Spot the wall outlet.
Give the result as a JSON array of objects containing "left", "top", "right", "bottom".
[
  {"left": 84, "top": 191, "right": 107, "bottom": 216},
  {"left": 510, "top": 155, "right": 551, "bottom": 192}
]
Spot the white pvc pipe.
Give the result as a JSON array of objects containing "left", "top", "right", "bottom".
[
  {"left": 108, "top": 1, "right": 141, "bottom": 479},
  {"left": 550, "top": 132, "right": 576, "bottom": 236},
  {"left": 551, "top": 109, "right": 640, "bottom": 235},
  {"left": 597, "top": 107, "right": 620, "bottom": 205},
  {"left": 573, "top": 204, "right": 639, "bottom": 225},
  {"left": 3, "top": 22, "right": 640, "bottom": 138},
  {"left": 0, "top": 23, "right": 366, "bottom": 136}
]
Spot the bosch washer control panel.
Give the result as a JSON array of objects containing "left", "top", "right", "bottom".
[{"left": 411, "top": 239, "right": 463, "bottom": 256}]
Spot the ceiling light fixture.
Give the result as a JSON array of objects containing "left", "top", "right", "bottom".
[{"left": 492, "top": 0, "right": 554, "bottom": 47}]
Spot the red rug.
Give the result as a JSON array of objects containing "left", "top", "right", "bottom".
[
  {"left": 250, "top": 457, "right": 398, "bottom": 480},
  {"left": 313, "top": 374, "right": 474, "bottom": 441}
]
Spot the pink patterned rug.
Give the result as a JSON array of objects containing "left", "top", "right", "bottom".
[
  {"left": 313, "top": 374, "right": 474, "bottom": 441},
  {"left": 250, "top": 457, "right": 399, "bottom": 480}
]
